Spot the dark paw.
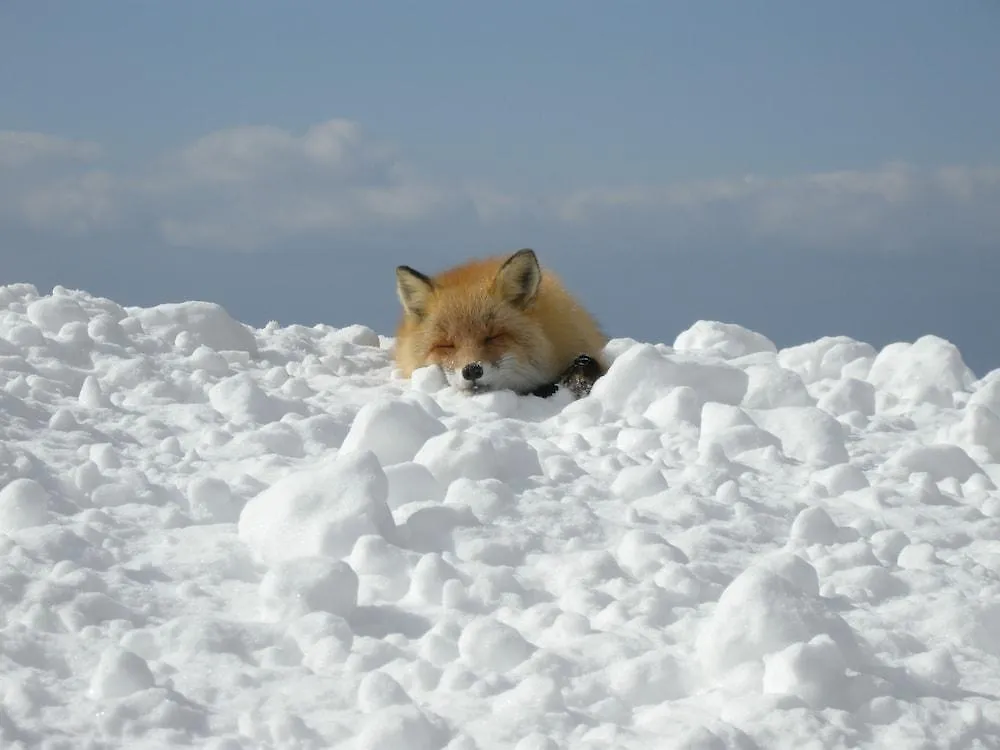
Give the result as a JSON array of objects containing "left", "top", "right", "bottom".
[
  {"left": 527, "top": 355, "right": 604, "bottom": 400},
  {"left": 559, "top": 354, "right": 604, "bottom": 399},
  {"left": 567, "top": 354, "right": 602, "bottom": 378},
  {"left": 530, "top": 382, "right": 560, "bottom": 398}
]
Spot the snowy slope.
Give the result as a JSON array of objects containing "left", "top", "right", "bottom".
[{"left": 1, "top": 282, "right": 1000, "bottom": 750}]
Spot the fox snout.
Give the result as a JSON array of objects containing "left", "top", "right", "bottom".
[
  {"left": 461, "top": 362, "right": 484, "bottom": 382},
  {"left": 450, "top": 358, "right": 493, "bottom": 392}
]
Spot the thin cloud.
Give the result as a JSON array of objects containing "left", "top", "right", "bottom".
[
  {"left": 0, "top": 131, "right": 102, "bottom": 169},
  {"left": 549, "top": 163, "right": 1000, "bottom": 252},
  {"left": 17, "top": 171, "right": 118, "bottom": 235},
  {"left": 1, "top": 122, "right": 998, "bottom": 254},
  {"left": 139, "top": 119, "right": 458, "bottom": 250}
]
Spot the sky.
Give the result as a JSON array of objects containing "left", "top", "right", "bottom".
[{"left": 2, "top": 0, "right": 999, "bottom": 374}]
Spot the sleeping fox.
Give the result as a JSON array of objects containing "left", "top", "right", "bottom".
[{"left": 393, "top": 248, "right": 607, "bottom": 398}]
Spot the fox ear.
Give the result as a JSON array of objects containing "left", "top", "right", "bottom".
[
  {"left": 396, "top": 265, "right": 434, "bottom": 318},
  {"left": 494, "top": 248, "right": 541, "bottom": 308}
]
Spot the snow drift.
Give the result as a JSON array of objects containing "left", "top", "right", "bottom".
[{"left": 0, "top": 282, "right": 999, "bottom": 749}]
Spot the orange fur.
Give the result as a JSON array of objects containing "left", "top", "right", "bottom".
[{"left": 393, "top": 249, "right": 607, "bottom": 395}]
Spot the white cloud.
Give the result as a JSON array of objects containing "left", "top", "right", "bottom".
[
  {"left": 138, "top": 119, "right": 460, "bottom": 250},
  {"left": 0, "top": 131, "right": 102, "bottom": 169},
  {"left": 0, "top": 131, "right": 115, "bottom": 236},
  {"left": 1, "top": 122, "right": 998, "bottom": 254},
  {"left": 16, "top": 171, "right": 118, "bottom": 235},
  {"left": 549, "top": 162, "right": 1000, "bottom": 252}
]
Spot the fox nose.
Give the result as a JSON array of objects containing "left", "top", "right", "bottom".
[{"left": 461, "top": 362, "right": 484, "bottom": 382}]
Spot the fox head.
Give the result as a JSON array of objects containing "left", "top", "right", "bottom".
[{"left": 395, "top": 248, "right": 555, "bottom": 394}]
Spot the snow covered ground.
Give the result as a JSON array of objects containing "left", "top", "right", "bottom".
[{"left": 1, "top": 281, "right": 999, "bottom": 750}]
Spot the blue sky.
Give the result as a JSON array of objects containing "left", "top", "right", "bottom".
[{"left": 2, "top": 1, "right": 999, "bottom": 373}]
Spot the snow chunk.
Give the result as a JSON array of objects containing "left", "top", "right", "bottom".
[
  {"left": 443, "top": 478, "right": 515, "bottom": 522},
  {"left": 593, "top": 343, "right": 748, "bottom": 415},
  {"left": 458, "top": 616, "right": 535, "bottom": 672},
  {"left": 741, "top": 365, "right": 813, "bottom": 409},
  {"left": 189, "top": 345, "right": 231, "bottom": 376},
  {"left": 187, "top": 476, "right": 241, "bottom": 524},
  {"left": 778, "top": 336, "right": 876, "bottom": 384},
  {"left": 88, "top": 647, "right": 155, "bottom": 699},
  {"left": 79, "top": 375, "right": 111, "bottom": 409},
  {"left": 334, "top": 324, "right": 381, "bottom": 348},
  {"left": 238, "top": 450, "right": 395, "bottom": 566},
  {"left": 0, "top": 478, "right": 51, "bottom": 531},
  {"left": 871, "top": 530, "right": 910, "bottom": 566},
  {"left": 90, "top": 482, "right": 138, "bottom": 508},
  {"left": 905, "top": 648, "right": 962, "bottom": 689},
  {"left": 887, "top": 443, "right": 984, "bottom": 483},
  {"left": 867, "top": 335, "right": 976, "bottom": 405},
  {"left": 615, "top": 529, "right": 688, "bottom": 577},
  {"left": 750, "top": 407, "right": 848, "bottom": 467},
  {"left": 897, "top": 542, "right": 940, "bottom": 570},
  {"left": 49, "top": 408, "right": 79, "bottom": 431},
  {"left": 673, "top": 320, "right": 777, "bottom": 360},
  {"left": 340, "top": 398, "right": 446, "bottom": 466},
  {"left": 130, "top": 300, "right": 258, "bottom": 354},
  {"left": 415, "top": 431, "right": 502, "bottom": 484},
  {"left": 354, "top": 705, "right": 449, "bottom": 750},
  {"left": 644, "top": 386, "right": 703, "bottom": 428},
  {"left": 410, "top": 365, "right": 448, "bottom": 394},
  {"left": 610, "top": 464, "right": 668, "bottom": 499},
  {"left": 88, "top": 314, "right": 130, "bottom": 346},
  {"left": 357, "top": 671, "right": 412, "bottom": 711},
  {"left": 698, "top": 403, "right": 781, "bottom": 458},
  {"left": 384, "top": 462, "right": 445, "bottom": 510},
  {"left": 409, "top": 553, "right": 462, "bottom": 605},
  {"left": 349, "top": 534, "right": 410, "bottom": 579},
  {"left": 492, "top": 674, "right": 565, "bottom": 719},
  {"left": 414, "top": 430, "right": 540, "bottom": 484},
  {"left": 789, "top": 507, "right": 841, "bottom": 545},
  {"left": 515, "top": 736, "right": 559, "bottom": 750},
  {"left": 696, "top": 561, "right": 858, "bottom": 676},
  {"left": 816, "top": 378, "right": 876, "bottom": 417},
  {"left": 949, "top": 404, "right": 1000, "bottom": 461},
  {"left": 209, "top": 373, "right": 303, "bottom": 425},
  {"left": 259, "top": 557, "right": 359, "bottom": 620},
  {"left": 26, "top": 295, "right": 90, "bottom": 334},
  {"left": 700, "top": 403, "right": 755, "bottom": 436},
  {"left": 968, "top": 374, "right": 1000, "bottom": 414},
  {"left": 811, "top": 463, "right": 869, "bottom": 495},
  {"left": 762, "top": 634, "right": 849, "bottom": 709},
  {"left": 286, "top": 611, "right": 354, "bottom": 656}
]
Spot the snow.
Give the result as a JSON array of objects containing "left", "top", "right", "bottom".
[{"left": 1, "top": 283, "right": 1000, "bottom": 750}]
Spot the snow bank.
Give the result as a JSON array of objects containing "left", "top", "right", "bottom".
[{"left": 1, "top": 284, "right": 998, "bottom": 749}]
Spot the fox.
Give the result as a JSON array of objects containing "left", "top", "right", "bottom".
[{"left": 393, "top": 248, "right": 608, "bottom": 399}]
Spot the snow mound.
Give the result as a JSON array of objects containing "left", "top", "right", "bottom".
[
  {"left": 0, "top": 478, "right": 52, "bottom": 531},
  {"left": 592, "top": 343, "right": 749, "bottom": 413},
  {"left": 238, "top": 449, "right": 395, "bottom": 565},
  {"left": 887, "top": 443, "right": 985, "bottom": 482},
  {"left": 867, "top": 334, "right": 976, "bottom": 405},
  {"left": 341, "top": 397, "right": 446, "bottom": 466},
  {"left": 130, "top": 300, "right": 258, "bottom": 354},
  {"left": 259, "top": 556, "right": 359, "bottom": 620},
  {"left": 1, "top": 283, "right": 999, "bottom": 749},
  {"left": 88, "top": 646, "right": 156, "bottom": 700},
  {"left": 673, "top": 320, "right": 778, "bottom": 360},
  {"left": 696, "top": 556, "right": 860, "bottom": 680},
  {"left": 208, "top": 373, "right": 304, "bottom": 424},
  {"left": 778, "top": 335, "right": 877, "bottom": 384}
]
